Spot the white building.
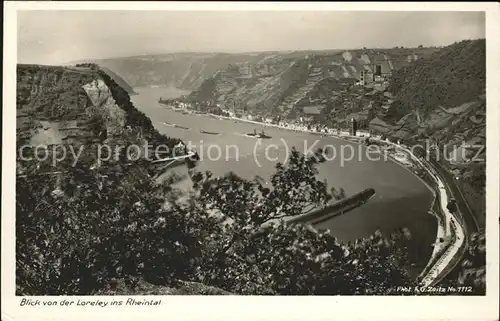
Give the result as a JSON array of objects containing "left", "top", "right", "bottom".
[{"left": 355, "top": 130, "right": 371, "bottom": 137}]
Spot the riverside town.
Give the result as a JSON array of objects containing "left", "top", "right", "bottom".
[{"left": 14, "top": 9, "right": 487, "bottom": 298}]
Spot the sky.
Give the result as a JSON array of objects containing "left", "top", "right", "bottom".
[{"left": 17, "top": 10, "right": 485, "bottom": 64}]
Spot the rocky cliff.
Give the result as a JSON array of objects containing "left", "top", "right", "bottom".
[{"left": 16, "top": 64, "right": 182, "bottom": 174}]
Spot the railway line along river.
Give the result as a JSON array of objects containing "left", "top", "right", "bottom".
[{"left": 131, "top": 86, "right": 436, "bottom": 277}]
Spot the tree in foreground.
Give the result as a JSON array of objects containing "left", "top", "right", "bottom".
[{"left": 16, "top": 148, "right": 415, "bottom": 295}]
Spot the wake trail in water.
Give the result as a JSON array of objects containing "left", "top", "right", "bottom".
[{"left": 233, "top": 132, "right": 255, "bottom": 139}]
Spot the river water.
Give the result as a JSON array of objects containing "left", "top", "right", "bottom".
[{"left": 131, "top": 86, "right": 436, "bottom": 275}]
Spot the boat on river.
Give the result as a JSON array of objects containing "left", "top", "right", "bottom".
[
  {"left": 246, "top": 128, "right": 272, "bottom": 139},
  {"left": 200, "top": 129, "right": 220, "bottom": 135},
  {"left": 174, "top": 124, "right": 190, "bottom": 130}
]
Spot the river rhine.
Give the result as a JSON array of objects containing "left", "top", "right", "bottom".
[{"left": 131, "top": 86, "right": 436, "bottom": 276}]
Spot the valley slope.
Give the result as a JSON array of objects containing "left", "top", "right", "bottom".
[{"left": 16, "top": 63, "right": 183, "bottom": 175}]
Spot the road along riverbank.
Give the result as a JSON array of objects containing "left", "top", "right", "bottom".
[{"left": 368, "top": 139, "right": 467, "bottom": 286}]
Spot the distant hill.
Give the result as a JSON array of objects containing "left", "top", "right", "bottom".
[
  {"left": 99, "top": 66, "right": 137, "bottom": 95},
  {"left": 387, "top": 39, "right": 486, "bottom": 119},
  {"left": 185, "top": 47, "right": 439, "bottom": 117},
  {"left": 77, "top": 48, "right": 439, "bottom": 94},
  {"left": 78, "top": 52, "right": 276, "bottom": 90}
]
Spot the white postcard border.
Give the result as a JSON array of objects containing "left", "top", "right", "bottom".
[{"left": 3, "top": 2, "right": 499, "bottom": 321}]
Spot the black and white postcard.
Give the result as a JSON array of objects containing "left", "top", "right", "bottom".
[{"left": 2, "top": 2, "right": 499, "bottom": 321}]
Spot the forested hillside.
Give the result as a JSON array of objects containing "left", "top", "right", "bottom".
[
  {"left": 387, "top": 39, "right": 486, "bottom": 228},
  {"left": 388, "top": 39, "right": 485, "bottom": 119}
]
